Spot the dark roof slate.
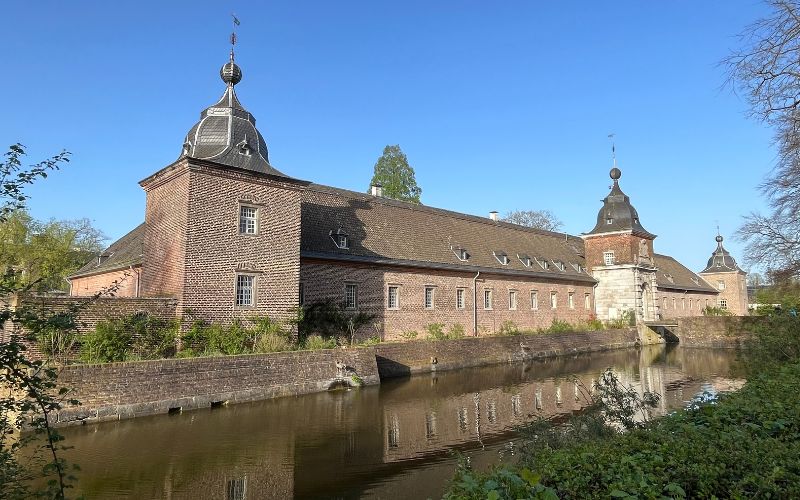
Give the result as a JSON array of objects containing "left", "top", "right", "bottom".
[
  {"left": 300, "top": 184, "right": 595, "bottom": 283},
  {"left": 700, "top": 236, "right": 744, "bottom": 274},
  {"left": 653, "top": 253, "right": 716, "bottom": 293},
  {"left": 70, "top": 223, "right": 145, "bottom": 278},
  {"left": 587, "top": 169, "right": 655, "bottom": 238}
]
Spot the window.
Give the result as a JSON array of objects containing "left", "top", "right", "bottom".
[
  {"left": 424, "top": 286, "right": 435, "bottom": 309},
  {"left": 603, "top": 251, "right": 615, "bottom": 266},
  {"left": 239, "top": 205, "right": 257, "bottom": 234},
  {"left": 330, "top": 229, "right": 349, "bottom": 249},
  {"left": 555, "top": 261, "right": 566, "bottom": 271},
  {"left": 530, "top": 290, "right": 539, "bottom": 310},
  {"left": 299, "top": 282, "right": 305, "bottom": 306},
  {"left": 717, "top": 280, "right": 726, "bottom": 291},
  {"left": 453, "top": 247, "right": 469, "bottom": 261},
  {"left": 672, "top": 298, "right": 676, "bottom": 309},
  {"left": 345, "top": 283, "right": 358, "bottom": 309},
  {"left": 682, "top": 298, "right": 685, "bottom": 310},
  {"left": 387, "top": 286, "right": 399, "bottom": 309},
  {"left": 606, "top": 217, "right": 613, "bottom": 225},
  {"left": 235, "top": 275, "right": 255, "bottom": 307},
  {"left": 484, "top": 289, "right": 493, "bottom": 310},
  {"left": 584, "top": 293, "right": 591, "bottom": 309},
  {"left": 456, "top": 288, "right": 465, "bottom": 309},
  {"left": 719, "top": 298, "right": 728, "bottom": 310},
  {"left": 568, "top": 292, "right": 575, "bottom": 309},
  {"left": 550, "top": 291, "right": 558, "bottom": 309},
  {"left": 519, "top": 254, "right": 532, "bottom": 267},
  {"left": 494, "top": 252, "right": 509, "bottom": 265},
  {"left": 537, "top": 258, "right": 549, "bottom": 270},
  {"left": 509, "top": 290, "right": 517, "bottom": 310},
  {"left": 337, "top": 234, "right": 348, "bottom": 249}
]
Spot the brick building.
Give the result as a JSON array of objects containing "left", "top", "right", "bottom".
[{"left": 68, "top": 56, "right": 747, "bottom": 339}]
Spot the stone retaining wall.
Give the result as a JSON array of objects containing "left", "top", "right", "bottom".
[
  {"left": 675, "top": 316, "right": 762, "bottom": 348},
  {"left": 53, "top": 347, "right": 379, "bottom": 427},
  {"left": 373, "top": 328, "right": 638, "bottom": 378}
]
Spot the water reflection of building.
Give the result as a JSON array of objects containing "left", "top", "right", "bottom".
[{"left": 60, "top": 347, "right": 741, "bottom": 499}]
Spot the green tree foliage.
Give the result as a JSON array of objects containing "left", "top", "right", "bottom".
[
  {"left": 501, "top": 209, "right": 563, "bottom": 231},
  {"left": 0, "top": 211, "right": 105, "bottom": 292},
  {"left": 368, "top": 145, "right": 422, "bottom": 203}
]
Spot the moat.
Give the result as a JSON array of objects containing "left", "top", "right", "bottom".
[{"left": 59, "top": 345, "right": 743, "bottom": 499}]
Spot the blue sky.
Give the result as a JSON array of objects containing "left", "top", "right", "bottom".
[{"left": 2, "top": 1, "right": 774, "bottom": 272}]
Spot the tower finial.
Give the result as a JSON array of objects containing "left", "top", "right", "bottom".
[
  {"left": 221, "top": 14, "right": 243, "bottom": 86},
  {"left": 607, "top": 133, "right": 616, "bottom": 168}
]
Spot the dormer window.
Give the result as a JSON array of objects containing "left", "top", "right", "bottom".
[
  {"left": 182, "top": 140, "right": 192, "bottom": 156},
  {"left": 452, "top": 246, "right": 469, "bottom": 262},
  {"left": 554, "top": 261, "right": 566, "bottom": 272},
  {"left": 330, "top": 228, "right": 349, "bottom": 249},
  {"left": 536, "top": 257, "right": 549, "bottom": 270},
  {"left": 606, "top": 218, "right": 613, "bottom": 225},
  {"left": 691, "top": 276, "right": 700, "bottom": 285},
  {"left": 571, "top": 263, "right": 583, "bottom": 273},
  {"left": 664, "top": 273, "right": 674, "bottom": 283},
  {"left": 494, "top": 251, "right": 509, "bottom": 265},
  {"left": 518, "top": 254, "right": 532, "bottom": 267},
  {"left": 236, "top": 138, "right": 252, "bottom": 156}
]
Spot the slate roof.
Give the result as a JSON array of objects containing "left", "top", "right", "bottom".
[
  {"left": 300, "top": 184, "right": 595, "bottom": 283},
  {"left": 653, "top": 253, "right": 716, "bottom": 293},
  {"left": 700, "top": 236, "right": 744, "bottom": 273},
  {"left": 70, "top": 223, "right": 145, "bottom": 278},
  {"left": 587, "top": 168, "right": 656, "bottom": 238},
  {"left": 179, "top": 62, "right": 291, "bottom": 179}
]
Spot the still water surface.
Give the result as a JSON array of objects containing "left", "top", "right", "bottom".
[{"left": 60, "top": 346, "right": 743, "bottom": 499}]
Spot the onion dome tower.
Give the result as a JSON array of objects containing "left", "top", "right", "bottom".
[
  {"left": 588, "top": 168, "right": 655, "bottom": 239},
  {"left": 700, "top": 234, "right": 744, "bottom": 273},
  {"left": 699, "top": 233, "right": 748, "bottom": 315},
  {"left": 179, "top": 41, "right": 288, "bottom": 177}
]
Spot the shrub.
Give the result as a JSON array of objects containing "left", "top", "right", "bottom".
[
  {"left": 606, "top": 309, "right": 635, "bottom": 329},
  {"left": 302, "top": 335, "right": 337, "bottom": 350},
  {"left": 400, "top": 330, "right": 418, "bottom": 340},
  {"left": 129, "top": 314, "right": 178, "bottom": 359},
  {"left": 498, "top": 320, "right": 519, "bottom": 336},
  {"left": 80, "top": 319, "right": 133, "bottom": 363},
  {"left": 544, "top": 319, "right": 574, "bottom": 333},
  {"left": 359, "top": 335, "right": 382, "bottom": 346},
  {"left": 448, "top": 323, "right": 466, "bottom": 338},
  {"left": 208, "top": 320, "right": 251, "bottom": 355},
  {"left": 425, "top": 323, "right": 446, "bottom": 340},
  {"left": 702, "top": 306, "right": 733, "bottom": 317},
  {"left": 253, "top": 333, "right": 294, "bottom": 353}
]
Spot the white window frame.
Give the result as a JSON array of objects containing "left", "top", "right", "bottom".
[
  {"left": 568, "top": 291, "right": 575, "bottom": 309},
  {"left": 344, "top": 283, "right": 358, "bottom": 310},
  {"left": 337, "top": 234, "right": 349, "bottom": 249},
  {"left": 235, "top": 274, "right": 256, "bottom": 307},
  {"left": 550, "top": 291, "right": 558, "bottom": 309},
  {"left": 456, "top": 288, "right": 465, "bottom": 309},
  {"left": 719, "top": 298, "right": 728, "bottom": 310},
  {"left": 509, "top": 290, "right": 517, "bottom": 310},
  {"left": 238, "top": 205, "right": 258, "bottom": 235},
  {"left": 483, "top": 289, "right": 493, "bottom": 310},
  {"left": 603, "top": 251, "right": 615, "bottom": 266},
  {"left": 718, "top": 280, "right": 726, "bottom": 291},
  {"left": 584, "top": 293, "right": 591, "bottom": 309},
  {"left": 387, "top": 285, "right": 399, "bottom": 310},
  {"left": 424, "top": 286, "right": 435, "bottom": 310},
  {"left": 530, "top": 290, "right": 538, "bottom": 310}
]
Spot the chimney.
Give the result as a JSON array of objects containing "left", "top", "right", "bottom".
[
  {"left": 370, "top": 183, "right": 383, "bottom": 197},
  {"left": 489, "top": 211, "right": 499, "bottom": 222}
]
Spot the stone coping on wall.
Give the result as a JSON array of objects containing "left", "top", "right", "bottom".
[
  {"left": 374, "top": 329, "right": 639, "bottom": 379},
  {"left": 49, "top": 329, "right": 639, "bottom": 428},
  {"left": 674, "top": 316, "right": 761, "bottom": 348},
  {"left": 52, "top": 346, "right": 380, "bottom": 427}
]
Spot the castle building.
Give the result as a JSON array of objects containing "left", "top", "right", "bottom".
[{"left": 67, "top": 56, "right": 747, "bottom": 338}]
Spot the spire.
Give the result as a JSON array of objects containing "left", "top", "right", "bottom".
[
  {"left": 587, "top": 166, "right": 655, "bottom": 238},
  {"left": 220, "top": 15, "right": 242, "bottom": 87},
  {"left": 701, "top": 233, "right": 744, "bottom": 273}
]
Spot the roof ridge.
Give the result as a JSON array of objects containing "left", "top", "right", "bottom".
[{"left": 306, "top": 182, "right": 581, "bottom": 242}]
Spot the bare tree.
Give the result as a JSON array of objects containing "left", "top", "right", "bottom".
[
  {"left": 501, "top": 209, "right": 563, "bottom": 232},
  {"left": 726, "top": 1, "right": 800, "bottom": 280}
]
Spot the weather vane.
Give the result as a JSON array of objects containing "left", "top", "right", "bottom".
[
  {"left": 230, "top": 13, "right": 240, "bottom": 62},
  {"left": 607, "top": 133, "right": 616, "bottom": 168}
]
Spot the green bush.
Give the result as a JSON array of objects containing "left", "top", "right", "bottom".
[
  {"left": 129, "top": 314, "right": 178, "bottom": 359},
  {"left": 544, "top": 319, "right": 574, "bottom": 333},
  {"left": 702, "top": 305, "right": 733, "bottom": 316},
  {"left": 400, "top": 330, "right": 418, "bottom": 340},
  {"left": 606, "top": 309, "right": 635, "bottom": 329},
  {"left": 498, "top": 320, "right": 519, "bottom": 336},
  {"left": 359, "top": 335, "right": 382, "bottom": 346},
  {"left": 448, "top": 323, "right": 466, "bottom": 338},
  {"left": 80, "top": 320, "right": 133, "bottom": 363},
  {"left": 302, "top": 335, "right": 337, "bottom": 350},
  {"left": 425, "top": 322, "right": 446, "bottom": 340}
]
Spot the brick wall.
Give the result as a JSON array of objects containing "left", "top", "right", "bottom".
[
  {"left": 53, "top": 346, "right": 379, "bottom": 427},
  {"left": 658, "top": 289, "right": 718, "bottom": 319},
  {"left": 181, "top": 164, "right": 303, "bottom": 325},
  {"left": 373, "top": 328, "right": 638, "bottom": 378},
  {"left": 584, "top": 233, "right": 653, "bottom": 268},
  {"left": 69, "top": 267, "right": 141, "bottom": 298},
  {"left": 301, "top": 259, "right": 597, "bottom": 340},
  {"left": 141, "top": 161, "right": 190, "bottom": 303},
  {"left": 675, "top": 315, "right": 761, "bottom": 348},
  {"left": 698, "top": 271, "right": 748, "bottom": 316},
  {"left": 2, "top": 295, "right": 178, "bottom": 359}
]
